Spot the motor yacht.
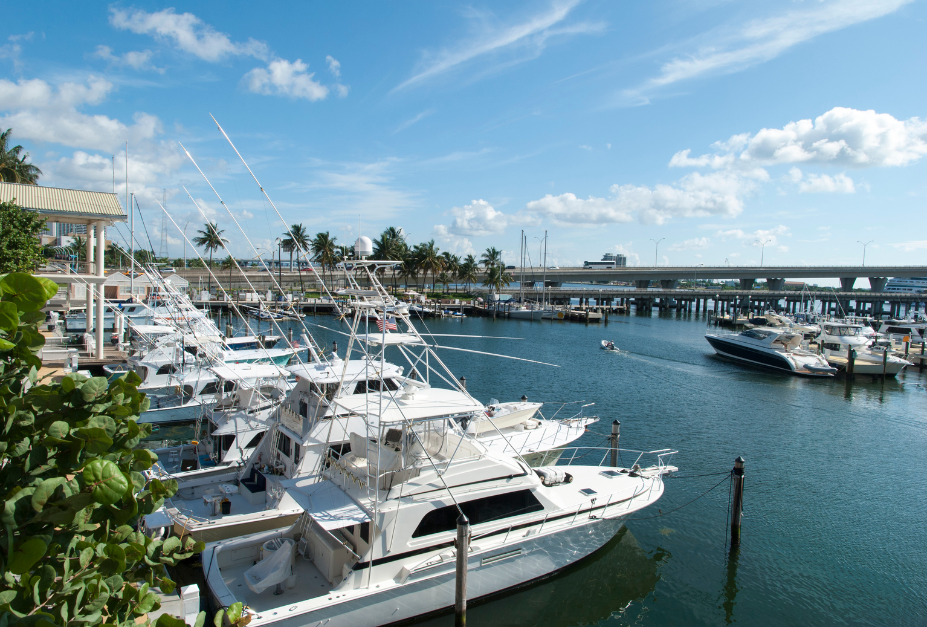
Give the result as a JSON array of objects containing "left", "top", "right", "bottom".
[
  {"left": 199, "top": 410, "right": 676, "bottom": 627},
  {"left": 816, "top": 322, "right": 911, "bottom": 376},
  {"left": 706, "top": 327, "right": 837, "bottom": 377},
  {"left": 762, "top": 311, "right": 820, "bottom": 336}
]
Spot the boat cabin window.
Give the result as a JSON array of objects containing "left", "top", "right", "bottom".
[
  {"left": 353, "top": 378, "right": 401, "bottom": 394},
  {"left": 824, "top": 343, "right": 843, "bottom": 351},
  {"left": 182, "top": 385, "right": 195, "bottom": 398},
  {"left": 311, "top": 383, "right": 338, "bottom": 401},
  {"left": 156, "top": 364, "right": 177, "bottom": 376},
  {"left": 200, "top": 382, "right": 220, "bottom": 395},
  {"left": 885, "top": 326, "right": 913, "bottom": 335},
  {"left": 741, "top": 329, "right": 772, "bottom": 340},
  {"left": 245, "top": 432, "right": 264, "bottom": 449},
  {"left": 412, "top": 490, "right": 544, "bottom": 538},
  {"left": 298, "top": 399, "right": 309, "bottom": 417},
  {"left": 276, "top": 433, "right": 292, "bottom": 458},
  {"left": 218, "top": 434, "right": 234, "bottom": 457}
]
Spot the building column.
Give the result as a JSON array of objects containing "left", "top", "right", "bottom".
[
  {"left": 85, "top": 223, "right": 95, "bottom": 338},
  {"left": 95, "top": 221, "right": 105, "bottom": 359}
]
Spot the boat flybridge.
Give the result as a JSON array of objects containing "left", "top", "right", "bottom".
[
  {"left": 762, "top": 311, "right": 820, "bottom": 336},
  {"left": 201, "top": 406, "right": 676, "bottom": 627},
  {"left": 706, "top": 327, "right": 837, "bottom": 377},
  {"left": 815, "top": 322, "right": 910, "bottom": 376}
]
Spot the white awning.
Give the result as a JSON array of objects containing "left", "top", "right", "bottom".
[
  {"left": 360, "top": 332, "right": 426, "bottom": 346},
  {"left": 209, "top": 363, "right": 288, "bottom": 381},
  {"left": 281, "top": 478, "right": 370, "bottom": 530},
  {"left": 212, "top": 414, "right": 272, "bottom": 436},
  {"left": 130, "top": 324, "right": 175, "bottom": 335}
]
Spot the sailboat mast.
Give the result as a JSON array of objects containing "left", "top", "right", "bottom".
[{"left": 519, "top": 229, "right": 524, "bottom": 303}]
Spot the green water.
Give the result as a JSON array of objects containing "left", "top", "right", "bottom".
[{"left": 154, "top": 311, "right": 927, "bottom": 625}]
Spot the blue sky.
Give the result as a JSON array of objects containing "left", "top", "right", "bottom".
[{"left": 2, "top": 1, "right": 926, "bottom": 272}]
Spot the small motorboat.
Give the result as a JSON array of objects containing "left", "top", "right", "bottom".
[{"left": 601, "top": 340, "right": 619, "bottom": 351}]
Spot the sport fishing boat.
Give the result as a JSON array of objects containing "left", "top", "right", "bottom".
[
  {"left": 199, "top": 410, "right": 676, "bottom": 627},
  {"left": 706, "top": 327, "right": 837, "bottom": 377},
  {"left": 601, "top": 340, "right": 619, "bottom": 351},
  {"left": 815, "top": 322, "right": 911, "bottom": 376}
]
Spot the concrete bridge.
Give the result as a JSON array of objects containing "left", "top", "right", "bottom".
[{"left": 516, "top": 265, "right": 927, "bottom": 292}]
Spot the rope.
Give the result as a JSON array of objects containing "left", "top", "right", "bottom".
[
  {"left": 667, "top": 470, "right": 732, "bottom": 479},
  {"left": 626, "top": 472, "right": 731, "bottom": 521},
  {"left": 134, "top": 195, "right": 157, "bottom": 257}
]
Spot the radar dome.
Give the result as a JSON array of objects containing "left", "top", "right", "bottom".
[{"left": 354, "top": 236, "right": 373, "bottom": 258}]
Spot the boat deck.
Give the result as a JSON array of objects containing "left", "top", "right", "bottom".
[
  {"left": 170, "top": 491, "right": 266, "bottom": 520},
  {"left": 219, "top": 556, "right": 334, "bottom": 613}
]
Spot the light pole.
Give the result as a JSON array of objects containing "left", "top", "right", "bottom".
[
  {"left": 858, "top": 240, "right": 873, "bottom": 266},
  {"left": 755, "top": 238, "right": 771, "bottom": 267},
  {"left": 650, "top": 238, "right": 664, "bottom": 268}
]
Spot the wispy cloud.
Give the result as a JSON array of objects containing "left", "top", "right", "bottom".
[
  {"left": 394, "top": 109, "right": 435, "bottom": 134},
  {"left": 622, "top": 0, "right": 911, "bottom": 104},
  {"left": 395, "top": 0, "right": 602, "bottom": 91}
]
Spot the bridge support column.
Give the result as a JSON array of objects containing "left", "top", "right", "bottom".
[
  {"left": 766, "top": 278, "right": 785, "bottom": 292},
  {"left": 635, "top": 280, "right": 650, "bottom": 290},
  {"left": 739, "top": 279, "right": 754, "bottom": 291},
  {"left": 839, "top": 277, "right": 857, "bottom": 292},
  {"left": 868, "top": 277, "right": 887, "bottom": 293},
  {"left": 660, "top": 279, "right": 678, "bottom": 290}
]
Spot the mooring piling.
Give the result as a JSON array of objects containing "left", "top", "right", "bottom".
[
  {"left": 610, "top": 420, "right": 620, "bottom": 467},
  {"left": 730, "top": 456, "right": 745, "bottom": 550},
  {"left": 455, "top": 514, "right": 470, "bottom": 627}
]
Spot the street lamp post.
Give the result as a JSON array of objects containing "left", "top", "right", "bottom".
[
  {"left": 858, "top": 240, "right": 873, "bottom": 266},
  {"left": 650, "top": 238, "right": 664, "bottom": 268},
  {"left": 756, "top": 238, "right": 772, "bottom": 267}
]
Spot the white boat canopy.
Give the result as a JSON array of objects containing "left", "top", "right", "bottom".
[
  {"left": 280, "top": 478, "right": 370, "bottom": 530},
  {"left": 331, "top": 387, "right": 483, "bottom": 424},
  {"left": 286, "top": 360, "right": 403, "bottom": 384},
  {"left": 209, "top": 363, "right": 289, "bottom": 381},
  {"left": 212, "top": 414, "right": 272, "bottom": 436},
  {"left": 359, "top": 332, "right": 426, "bottom": 346}
]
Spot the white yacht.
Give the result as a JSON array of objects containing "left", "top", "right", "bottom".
[
  {"left": 706, "top": 327, "right": 837, "bottom": 377},
  {"left": 815, "top": 323, "right": 910, "bottom": 376},
  {"left": 762, "top": 311, "right": 820, "bottom": 336},
  {"left": 884, "top": 277, "right": 927, "bottom": 294},
  {"left": 200, "top": 410, "right": 676, "bottom": 627}
]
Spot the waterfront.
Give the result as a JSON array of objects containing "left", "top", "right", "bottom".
[{"left": 147, "top": 310, "right": 927, "bottom": 626}]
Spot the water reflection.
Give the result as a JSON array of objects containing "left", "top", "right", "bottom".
[
  {"left": 412, "top": 527, "right": 667, "bottom": 627},
  {"left": 720, "top": 547, "right": 740, "bottom": 625}
]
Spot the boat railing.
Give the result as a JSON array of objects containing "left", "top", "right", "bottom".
[{"left": 553, "top": 446, "right": 677, "bottom": 472}]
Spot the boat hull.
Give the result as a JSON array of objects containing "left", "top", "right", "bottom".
[
  {"left": 208, "top": 514, "right": 627, "bottom": 627},
  {"left": 706, "top": 335, "right": 795, "bottom": 373}
]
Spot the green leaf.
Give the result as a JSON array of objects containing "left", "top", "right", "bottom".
[
  {"left": 134, "top": 591, "right": 160, "bottom": 615},
  {"left": 0, "top": 301, "right": 19, "bottom": 332},
  {"left": 9, "top": 538, "right": 48, "bottom": 574},
  {"left": 80, "top": 377, "right": 108, "bottom": 402},
  {"left": 31, "top": 477, "right": 69, "bottom": 511},
  {"left": 226, "top": 602, "right": 244, "bottom": 624},
  {"left": 156, "top": 615, "right": 189, "bottom": 627},
  {"left": 0, "top": 338, "right": 15, "bottom": 351},
  {"left": 87, "top": 415, "right": 116, "bottom": 438},
  {"left": 0, "top": 273, "right": 50, "bottom": 312},
  {"left": 34, "top": 277, "right": 60, "bottom": 301},
  {"left": 132, "top": 448, "right": 157, "bottom": 470},
  {"left": 79, "top": 547, "right": 93, "bottom": 568},
  {"left": 73, "top": 428, "right": 113, "bottom": 455},
  {"left": 162, "top": 536, "right": 181, "bottom": 554},
  {"left": 81, "top": 459, "right": 129, "bottom": 506},
  {"left": 193, "top": 611, "right": 207, "bottom": 627},
  {"left": 60, "top": 376, "right": 76, "bottom": 393}
]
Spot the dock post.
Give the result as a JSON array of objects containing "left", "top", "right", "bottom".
[
  {"left": 288, "top": 327, "right": 294, "bottom": 344},
  {"left": 455, "top": 514, "right": 470, "bottom": 627},
  {"left": 847, "top": 347, "right": 855, "bottom": 381},
  {"left": 730, "top": 456, "right": 745, "bottom": 550},
  {"left": 459, "top": 376, "right": 466, "bottom": 391},
  {"left": 882, "top": 348, "right": 888, "bottom": 381},
  {"left": 225, "top": 323, "right": 232, "bottom": 338},
  {"left": 610, "top": 420, "right": 620, "bottom": 467}
]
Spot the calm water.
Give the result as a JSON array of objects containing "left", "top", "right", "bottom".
[{"left": 154, "top": 310, "right": 927, "bottom": 626}]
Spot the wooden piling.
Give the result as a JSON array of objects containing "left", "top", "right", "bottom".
[
  {"left": 882, "top": 348, "right": 888, "bottom": 381},
  {"left": 846, "top": 347, "right": 855, "bottom": 381},
  {"left": 455, "top": 514, "right": 470, "bottom": 627},
  {"left": 730, "top": 457, "right": 745, "bottom": 550},
  {"left": 610, "top": 420, "right": 620, "bottom": 467}
]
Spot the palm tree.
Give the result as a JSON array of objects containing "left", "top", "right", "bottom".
[
  {"left": 192, "top": 222, "right": 228, "bottom": 291},
  {"left": 458, "top": 257, "right": 478, "bottom": 294},
  {"left": 416, "top": 240, "right": 443, "bottom": 293},
  {"left": 398, "top": 254, "right": 419, "bottom": 291},
  {"left": 0, "top": 129, "right": 42, "bottom": 184},
  {"left": 68, "top": 236, "right": 86, "bottom": 263},
  {"left": 437, "top": 271, "right": 451, "bottom": 295},
  {"left": 441, "top": 252, "right": 460, "bottom": 292},
  {"left": 373, "top": 227, "right": 407, "bottom": 291},
  {"left": 105, "top": 242, "right": 126, "bottom": 270},
  {"left": 482, "top": 264, "right": 513, "bottom": 300},
  {"left": 286, "top": 224, "right": 311, "bottom": 295},
  {"left": 221, "top": 255, "right": 236, "bottom": 291},
  {"left": 480, "top": 246, "right": 502, "bottom": 269},
  {"left": 311, "top": 231, "right": 339, "bottom": 287}
]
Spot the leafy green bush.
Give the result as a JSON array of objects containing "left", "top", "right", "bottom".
[{"left": 0, "top": 272, "right": 204, "bottom": 627}]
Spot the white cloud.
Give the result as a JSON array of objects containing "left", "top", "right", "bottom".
[
  {"left": 891, "top": 240, "right": 927, "bottom": 252},
  {"left": 798, "top": 172, "right": 855, "bottom": 194},
  {"left": 527, "top": 171, "right": 754, "bottom": 226},
  {"left": 672, "top": 107, "right": 927, "bottom": 170},
  {"left": 395, "top": 0, "right": 602, "bottom": 90},
  {"left": 110, "top": 7, "right": 269, "bottom": 62},
  {"left": 439, "top": 199, "right": 537, "bottom": 236},
  {"left": 299, "top": 158, "right": 419, "bottom": 220},
  {"left": 716, "top": 224, "right": 790, "bottom": 247},
  {"left": 432, "top": 225, "right": 475, "bottom": 256},
  {"left": 579, "top": 144, "right": 593, "bottom": 151},
  {"left": 91, "top": 45, "right": 164, "bottom": 73},
  {"left": 325, "top": 55, "right": 341, "bottom": 78},
  {"left": 624, "top": 0, "right": 911, "bottom": 103},
  {"left": 242, "top": 58, "right": 329, "bottom": 101},
  {"left": 394, "top": 109, "right": 435, "bottom": 134},
  {"left": 669, "top": 237, "right": 711, "bottom": 251}
]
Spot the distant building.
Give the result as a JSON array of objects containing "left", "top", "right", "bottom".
[{"left": 583, "top": 253, "right": 627, "bottom": 269}]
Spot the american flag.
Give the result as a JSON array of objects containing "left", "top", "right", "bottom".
[{"left": 376, "top": 316, "right": 398, "bottom": 332}]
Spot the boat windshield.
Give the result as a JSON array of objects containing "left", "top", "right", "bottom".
[
  {"left": 741, "top": 329, "right": 773, "bottom": 340},
  {"left": 825, "top": 325, "right": 861, "bottom": 336}
]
